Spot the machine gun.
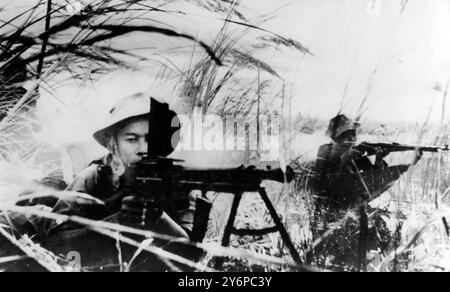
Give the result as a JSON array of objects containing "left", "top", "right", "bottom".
[
  {"left": 354, "top": 142, "right": 450, "bottom": 156},
  {"left": 120, "top": 97, "right": 302, "bottom": 265},
  {"left": 125, "top": 157, "right": 301, "bottom": 264},
  {"left": 127, "top": 157, "right": 294, "bottom": 196}
]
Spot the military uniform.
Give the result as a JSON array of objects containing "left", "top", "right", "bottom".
[
  {"left": 53, "top": 155, "right": 195, "bottom": 233},
  {"left": 309, "top": 114, "right": 409, "bottom": 271},
  {"left": 313, "top": 115, "right": 415, "bottom": 209},
  {"left": 0, "top": 93, "right": 197, "bottom": 271},
  {"left": 315, "top": 142, "right": 387, "bottom": 175}
]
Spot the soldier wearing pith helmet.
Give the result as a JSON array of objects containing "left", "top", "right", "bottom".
[
  {"left": 56, "top": 92, "right": 193, "bottom": 237},
  {"left": 0, "top": 92, "right": 195, "bottom": 271}
]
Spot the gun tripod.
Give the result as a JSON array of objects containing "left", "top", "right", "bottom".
[
  {"left": 218, "top": 188, "right": 302, "bottom": 266},
  {"left": 129, "top": 157, "right": 302, "bottom": 267}
]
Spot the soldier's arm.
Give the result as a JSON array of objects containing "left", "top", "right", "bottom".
[
  {"left": 315, "top": 144, "right": 332, "bottom": 173},
  {"left": 51, "top": 165, "right": 100, "bottom": 217},
  {"left": 47, "top": 165, "right": 111, "bottom": 234},
  {"left": 374, "top": 157, "right": 388, "bottom": 169},
  {"left": 165, "top": 191, "right": 198, "bottom": 238}
]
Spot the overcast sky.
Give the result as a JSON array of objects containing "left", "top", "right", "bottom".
[
  {"left": 2, "top": 0, "right": 450, "bottom": 145},
  {"left": 245, "top": 0, "right": 450, "bottom": 124}
]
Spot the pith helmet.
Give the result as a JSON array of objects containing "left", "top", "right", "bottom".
[
  {"left": 326, "top": 114, "right": 360, "bottom": 141},
  {"left": 93, "top": 92, "right": 180, "bottom": 157}
]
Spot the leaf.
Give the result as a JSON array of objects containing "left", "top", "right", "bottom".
[
  {"left": 257, "top": 36, "right": 314, "bottom": 57},
  {"left": 0, "top": 255, "right": 29, "bottom": 264},
  {"left": 125, "top": 237, "right": 154, "bottom": 272},
  {"left": 12, "top": 191, "right": 105, "bottom": 206},
  {"left": 442, "top": 217, "right": 449, "bottom": 237}
]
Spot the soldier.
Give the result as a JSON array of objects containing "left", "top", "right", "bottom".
[
  {"left": 314, "top": 114, "right": 422, "bottom": 209},
  {"left": 53, "top": 93, "right": 193, "bottom": 237},
  {"left": 310, "top": 114, "right": 422, "bottom": 270},
  {"left": 0, "top": 93, "right": 196, "bottom": 271},
  {"left": 316, "top": 114, "right": 386, "bottom": 177}
]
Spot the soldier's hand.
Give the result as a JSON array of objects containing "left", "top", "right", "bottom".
[
  {"left": 342, "top": 148, "right": 363, "bottom": 163},
  {"left": 119, "top": 196, "right": 163, "bottom": 227},
  {"left": 375, "top": 146, "right": 389, "bottom": 160}
]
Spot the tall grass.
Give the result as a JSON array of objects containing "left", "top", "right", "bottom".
[
  {"left": 0, "top": 0, "right": 313, "bottom": 272},
  {"left": 287, "top": 119, "right": 450, "bottom": 272},
  {"left": 200, "top": 112, "right": 450, "bottom": 272},
  {"left": 2, "top": 0, "right": 447, "bottom": 273}
]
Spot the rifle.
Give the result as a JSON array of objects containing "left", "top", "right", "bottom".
[{"left": 354, "top": 142, "right": 450, "bottom": 156}]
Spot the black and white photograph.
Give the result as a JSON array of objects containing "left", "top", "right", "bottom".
[{"left": 0, "top": 0, "right": 449, "bottom": 274}]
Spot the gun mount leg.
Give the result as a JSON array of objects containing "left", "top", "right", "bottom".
[
  {"left": 357, "top": 202, "right": 368, "bottom": 272},
  {"left": 214, "top": 193, "right": 242, "bottom": 269},
  {"left": 216, "top": 190, "right": 302, "bottom": 269},
  {"left": 351, "top": 161, "right": 370, "bottom": 272},
  {"left": 258, "top": 188, "right": 303, "bottom": 265},
  {"left": 221, "top": 193, "right": 243, "bottom": 248}
]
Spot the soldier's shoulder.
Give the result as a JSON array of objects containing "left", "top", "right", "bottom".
[
  {"left": 66, "top": 164, "right": 102, "bottom": 193},
  {"left": 73, "top": 156, "right": 111, "bottom": 180},
  {"left": 317, "top": 143, "right": 333, "bottom": 155},
  {"left": 76, "top": 164, "right": 102, "bottom": 179},
  {"left": 318, "top": 143, "right": 332, "bottom": 148}
]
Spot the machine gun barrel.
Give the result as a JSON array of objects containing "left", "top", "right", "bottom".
[
  {"left": 354, "top": 142, "right": 450, "bottom": 156},
  {"left": 126, "top": 159, "right": 294, "bottom": 196}
]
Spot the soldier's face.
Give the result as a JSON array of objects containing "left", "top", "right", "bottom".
[
  {"left": 115, "top": 118, "right": 149, "bottom": 166},
  {"left": 335, "top": 130, "right": 357, "bottom": 146}
]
